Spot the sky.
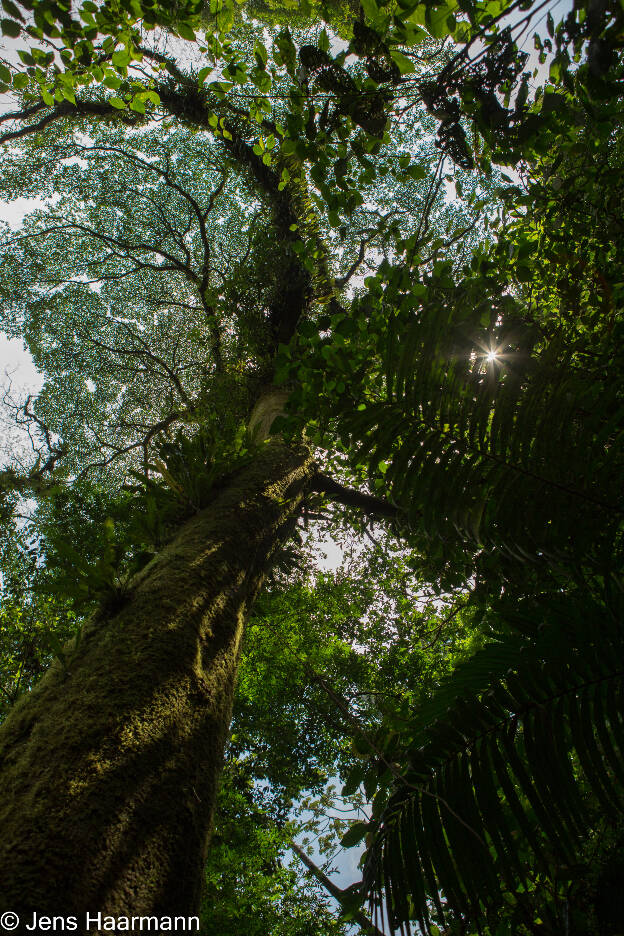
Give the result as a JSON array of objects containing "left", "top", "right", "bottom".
[
  {"left": 0, "top": 199, "right": 46, "bottom": 467},
  {"left": 0, "top": 332, "right": 42, "bottom": 393},
  {"left": 0, "top": 197, "right": 45, "bottom": 387},
  {"left": 0, "top": 29, "right": 48, "bottom": 414}
]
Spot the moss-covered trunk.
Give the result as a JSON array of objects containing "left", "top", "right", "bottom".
[{"left": 0, "top": 441, "right": 314, "bottom": 919}]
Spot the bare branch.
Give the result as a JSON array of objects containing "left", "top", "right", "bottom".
[
  {"left": 290, "top": 840, "right": 384, "bottom": 936},
  {"left": 0, "top": 395, "right": 66, "bottom": 497},
  {"left": 311, "top": 474, "right": 402, "bottom": 521},
  {"left": 77, "top": 411, "right": 183, "bottom": 478}
]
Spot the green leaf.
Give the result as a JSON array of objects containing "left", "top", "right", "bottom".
[
  {"left": 2, "top": 0, "right": 23, "bottom": 20},
  {"left": 177, "top": 22, "right": 196, "bottom": 42},
  {"left": 341, "top": 821, "right": 369, "bottom": 847},
  {"left": 274, "top": 28, "right": 297, "bottom": 76},
  {"left": 112, "top": 49, "right": 130, "bottom": 69},
  {"left": 342, "top": 764, "right": 365, "bottom": 796},
  {"left": 253, "top": 39, "right": 267, "bottom": 68},
  {"left": 1, "top": 17, "right": 20, "bottom": 37},
  {"left": 425, "top": 4, "right": 454, "bottom": 39},
  {"left": 389, "top": 50, "right": 415, "bottom": 75},
  {"left": 360, "top": 0, "right": 379, "bottom": 20}
]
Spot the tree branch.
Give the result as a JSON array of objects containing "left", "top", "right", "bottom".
[
  {"left": 311, "top": 474, "right": 401, "bottom": 520},
  {"left": 0, "top": 101, "right": 142, "bottom": 145},
  {"left": 0, "top": 77, "right": 323, "bottom": 359},
  {"left": 289, "top": 840, "right": 384, "bottom": 936}
]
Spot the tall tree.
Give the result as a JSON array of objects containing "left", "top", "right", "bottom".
[
  {"left": 0, "top": 0, "right": 447, "bottom": 914},
  {"left": 0, "top": 0, "right": 622, "bottom": 929}
]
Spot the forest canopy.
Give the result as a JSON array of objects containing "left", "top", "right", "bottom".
[{"left": 0, "top": 0, "right": 623, "bottom": 934}]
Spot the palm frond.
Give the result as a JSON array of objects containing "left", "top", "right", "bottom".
[
  {"left": 361, "top": 593, "right": 624, "bottom": 933},
  {"left": 342, "top": 278, "right": 624, "bottom": 569}
]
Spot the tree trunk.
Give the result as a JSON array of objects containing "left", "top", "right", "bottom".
[{"left": 0, "top": 441, "right": 314, "bottom": 919}]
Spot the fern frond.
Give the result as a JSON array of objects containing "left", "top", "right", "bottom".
[
  {"left": 362, "top": 595, "right": 624, "bottom": 932},
  {"left": 343, "top": 280, "right": 624, "bottom": 570}
]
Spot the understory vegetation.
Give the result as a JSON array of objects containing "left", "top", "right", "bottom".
[{"left": 0, "top": 0, "right": 623, "bottom": 933}]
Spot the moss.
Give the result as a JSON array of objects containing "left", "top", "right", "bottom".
[{"left": 0, "top": 442, "right": 315, "bottom": 924}]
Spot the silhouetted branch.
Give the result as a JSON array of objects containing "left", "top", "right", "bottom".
[
  {"left": 311, "top": 474, "right": 402, "bottom": 520},
  {"left": 289, "top": 840, "right": 384, "bottom": 936}
]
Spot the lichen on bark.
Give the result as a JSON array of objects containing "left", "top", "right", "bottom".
[{"left": 0, "top": 440, "right": 315, "bottom": 921}]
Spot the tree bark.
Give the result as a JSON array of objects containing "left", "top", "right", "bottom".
[{"left": 0, "top": 441, "right": 314, "bottom": 920}]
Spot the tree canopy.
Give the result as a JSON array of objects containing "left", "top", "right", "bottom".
[{"left": 0, "top": 0, "right": 623, "bottom": 933}]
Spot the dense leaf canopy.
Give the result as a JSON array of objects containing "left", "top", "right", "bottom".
[{"left": 0, "top": 0, "right": 623, "bottom": 932}]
